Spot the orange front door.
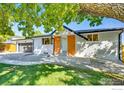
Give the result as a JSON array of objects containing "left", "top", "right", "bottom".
[
  {"left": 54, "top": 36, "right": 61, "bottom": 55},
  {"left": 68, "top": 35, "right": 76, "bottom": 56}
]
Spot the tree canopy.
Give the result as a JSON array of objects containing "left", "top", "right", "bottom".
[{"left": 0, "top": 3, "right": 103, "bottom": 41}]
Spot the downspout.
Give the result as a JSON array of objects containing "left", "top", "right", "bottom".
[
  {"left": 51, "top": 35, "right": 54, "bottom": 55},
  {"left": 118, "top": 29, "right": 124, "bottom": 62}
]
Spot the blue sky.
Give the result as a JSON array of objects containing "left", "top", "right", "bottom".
[{"left": 66, "top": 17, "right": 124, "bottom": 30}]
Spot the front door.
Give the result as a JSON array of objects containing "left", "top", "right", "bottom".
[
  {"left": 67, "top": 35, "right": 76, "bottom": 56},
  {"left": 54, "top": 36, "right": 61, "bottom": 55}
]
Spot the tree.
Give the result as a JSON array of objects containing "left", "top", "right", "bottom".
[
  {"left": 40, "top": 4, "right": 103, "bottom": 32},
  {"left": 0, "top": 4, "right": 15, "bottom": 42},
  {"left": 79, "top": 3, "right": 124, "bottom": 22},
  {"left": 13, "top": 4, "right": 103, "bottom": 36},
  {"left": 34, "top": 30, "right": 43, "bottom": 36},
  {"left": 0, "top": 3, "right": 106, "bottom": 40}
]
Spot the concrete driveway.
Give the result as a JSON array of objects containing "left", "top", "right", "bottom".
[{"left": 0, "top": 53, "right": 124, "bottom": 75}]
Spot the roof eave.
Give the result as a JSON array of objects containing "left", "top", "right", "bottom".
[{"left": 77, "top": 28, "right": 124, "bottom": 34}]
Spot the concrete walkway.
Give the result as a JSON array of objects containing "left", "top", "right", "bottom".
[{"left": 0, "top": 53, "right": 124, "bottom": 75}]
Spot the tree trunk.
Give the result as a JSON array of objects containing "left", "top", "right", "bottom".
[{"left": 79, "top": 4, "right": 124, "bottom": 22}]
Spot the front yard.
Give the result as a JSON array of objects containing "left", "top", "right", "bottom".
[{"left": 0, "top": 63, "right": 123, "bottom": 85}]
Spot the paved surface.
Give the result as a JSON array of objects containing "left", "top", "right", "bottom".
[{"left": 0, "top": 53, "right": 124, "bottom": 75}]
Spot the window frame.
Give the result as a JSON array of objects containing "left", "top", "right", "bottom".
[
  {"left": 86, "top": 33, "right": 99, "bottom": 41},
  {"left": 42, "top": 37, "right": 52, "bottom": 45}
]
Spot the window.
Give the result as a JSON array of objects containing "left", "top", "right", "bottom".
[
  {"left": 42, "top": 38, "right": 52, "bottom": 45},
  {"left": 87, "top": 34, "right": 98, "bottom": 41},
  {"left": 87, "top": 35, "right": 92, "bottom": 41}
]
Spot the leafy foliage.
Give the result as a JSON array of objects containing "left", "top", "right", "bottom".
[
  {"left": 0, "top": 3, "right": 103, "bottom": 41},
  {"left": 34, "top": 30, "right": 43, "bottom": 36},
  {"left": 0, "top": 4, "right": 15, "bottom": 42}
]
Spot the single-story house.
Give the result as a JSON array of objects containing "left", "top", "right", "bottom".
[
  {"left": 1, "top": 27, "right": 123, "bottom": 62},
  {"left": 54, "top": 25, "right": 124, "bottom": 62}
]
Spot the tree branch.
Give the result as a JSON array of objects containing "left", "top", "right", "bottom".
[{"left": 79, "top": 3, "right": 124, "bottom": 22}]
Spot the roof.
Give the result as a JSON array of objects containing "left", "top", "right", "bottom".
[
  {"left": 3, "top": 40, "right": 14, "bottom": 44},
  {"left": 63, "top": 25, "right": 124, "bottom": 34},
  {"left": 12, "top": 38, "right": 32, "bottom": 41},
  {"left": 75, "top": 28, "right": 124, "bottom": 34},
  {"left": 32, "top": 34, "right": 53, "bottom": 38}
]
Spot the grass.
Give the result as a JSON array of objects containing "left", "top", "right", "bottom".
[{"left": 0, "top": 63, "right": 123, "bottom": 85}]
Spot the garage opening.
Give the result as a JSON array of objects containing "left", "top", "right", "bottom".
[{"left": 18, "top": 43, "right": 33, "bottom": 53}]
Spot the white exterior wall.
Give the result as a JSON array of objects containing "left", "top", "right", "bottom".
[
  {"left": 33, "top": 37, "right": 53, "bottom": 55},
  {"left": 76, "top": 35, "right": 87, "bottom": 51},
  {"left": 61, "top": 35, "right": 67, "bottom": 52},
  {"left": 99, "top": 31, "right": 120, "bottom": 41},
  {"left": 75, "top": 30, "right": 122, "bottom": 61}
]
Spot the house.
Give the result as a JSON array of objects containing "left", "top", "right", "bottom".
[
  {"left": 0, "top": 36, "right": 23, "bottom": 53},
  {"left": 1, "top": 26, "right": 123, "bottom": 62},
  {"left": 0, "top": 40, "right": 16, "bottom": 53},
  {"left": 54, "top": 25, "right": 124, "bottom": 62}
]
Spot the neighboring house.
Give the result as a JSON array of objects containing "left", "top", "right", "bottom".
[
  {"left": 0, "top": 36, "right": 23, "bottom": 53},
  {"left": 0, "top": 36, "right": 33, "bottom": 53},
  {"left": 0, "top": 40, "right": 16, "bottom": 53},
  {"left": 54, "top": 26, "right": 124, "bottom": 62}
]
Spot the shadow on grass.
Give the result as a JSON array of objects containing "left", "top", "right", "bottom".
[{"left": 0, "top": 63, "right": 116, "bottom": 85}]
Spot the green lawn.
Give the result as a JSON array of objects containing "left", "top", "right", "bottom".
[{"left": 0, "top": 63, "right": 122, "bottom": 85}]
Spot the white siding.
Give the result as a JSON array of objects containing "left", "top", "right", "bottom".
[
  {"left": 75, "top": 41, "right": 118, "bottom": 61},
  {"left": 33, "top": 37, "right": 53, "bottom": 55},
  {"left": 76, "top": 35, "right": 87, "bottom": 51},
  {"left": 75, "top": 31, "right": 121, "bottom": 61},
  {"left": 61, "top": 36, "right": 67, "bottom": 52},
  {"left": 33, "top": 38, "right": 42, "bottom": 52},
  {"left": 99, "top": 31, "right": 121, "bottom": 41}
]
